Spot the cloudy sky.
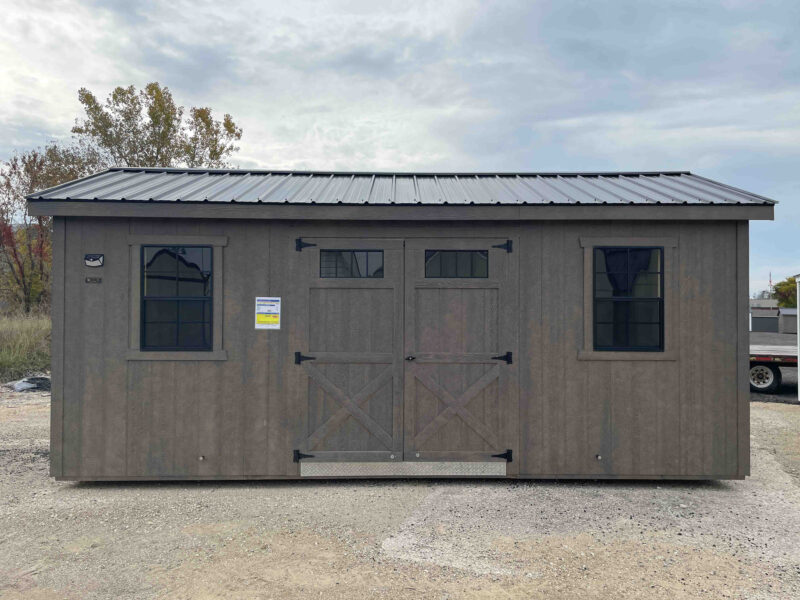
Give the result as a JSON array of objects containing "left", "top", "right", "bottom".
[{"left": 0, "top": 0, "right": 797, "bottom": 293}]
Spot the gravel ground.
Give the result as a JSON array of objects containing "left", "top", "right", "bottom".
[{"left": 1, "top": 388, "right": 799, "bottom": 599}]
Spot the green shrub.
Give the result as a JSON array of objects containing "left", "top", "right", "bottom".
[{"left": 0, "top": 312, "right": 51, "bottom": 382}]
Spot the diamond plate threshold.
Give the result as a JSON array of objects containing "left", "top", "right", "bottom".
[{"left": 299, "top": 461, "right": 507, "bottom": 477}]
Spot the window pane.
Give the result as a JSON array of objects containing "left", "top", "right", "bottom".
[
  {"left": 425, "top": 251, "right": 441, "bottom": 277},
  {"left": 144, "top": 271, "right": 177, "bottom": 297},
  {"left": 141, "top": 245, "right": 213, "bottom": 351},
  {"left": 320, "top": 251, "right": 338, "bottom": 277},
  {"left": 629, "top": 300, "right": 661, "bottom": 323},
  {"left": 367, "top": 251, "right": 384, "bottom": 277},
  {"left": 441, "top": 251, "right": 457, "bottom": 277},
  {"left": 179, "top": 300, "right": 210, "bottom": 323},
  {"left": 178, "top": 323, "right": 211, "bottom": 349},
  {"left": 143, "top": 323, "right": 177, "bottom": 348},
  {"left": 595, "top": 323, "right": 628, "bottom": 348},
  {"left": 456, "top": 252, "right": 471, "bottom": 277},
  {"left": 320, "top": 250, "right": 383, "bottom": 278},
  {"left": 593, "top": 246, "right": 664, "bottom": 352},
  {"left": 144, "top": 300, "right": 177, "bottom": 323},
  {"left": 425, "top": 250, "right": 489, "bottom": 278},
  {"left": 473, "top": 251, "right": 488, "bottom": 277},
  {"left": 595, "top": 271, "right": 629, "bottom": 297},
  {"left": 630, "top": 272, "right": 661, "bottom": 298},
  {"left": 352, "top": 251, "right": 366, "bottom": 277},
  {"left": 629, "top": 323, "right": 661, "bottom": 348},
  {"left": 597, "top": 248, "right": 628, "bottom": 273},
  {"left": 144, "top": 246, "right": 175, "bottom": 269},
  {"left": 336, "top": 252, "right": 353, "bottom": 277},
  {"left": 629, "top": 248, "right": 661, "bottom": 272},
  {"left": 594, "top": 248, "right": 608, "bottom": 273},
  {"left": 177, "top": 256, "right": 211, "bottom": 297},
  {"left": 594, "top": 300, "right": 615, "bottom": 323}
]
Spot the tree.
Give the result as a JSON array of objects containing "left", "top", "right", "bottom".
[
  {"left": 72, "top": 82, "right": 243, "bottom": 168},
  {"left": 0, "top": 142, "right": 104, "bottom": 312},
  {"left": 774, "top": 276, "right": 797, "bottom": 308},
  {"left": 1, "top": 82, "right": 244, "bottom": 313}
]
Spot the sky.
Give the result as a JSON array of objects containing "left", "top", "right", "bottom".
[{"left": 0, "top": 0, "right": 797, "bottom": 294}]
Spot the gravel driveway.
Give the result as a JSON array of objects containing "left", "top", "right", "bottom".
[{"left": 1, "top": 388, "right": 799, "bottom": 599}]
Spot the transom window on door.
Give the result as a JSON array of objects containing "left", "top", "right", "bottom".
[
  {"left": 320, "top": 250, "right": 384, "bottom": 278},
  {"left": 425, "top": 250, "right": 488, "bottom": 278},
  {"left": 141, "top": 245, "right": 213, "bottom": 351},
  {"left": 594, "top": 247, "right": 663, "bottom": 351}
]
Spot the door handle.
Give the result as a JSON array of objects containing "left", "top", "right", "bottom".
[{"left": 405, "top": 355, "right": 416, "bottom": 361}]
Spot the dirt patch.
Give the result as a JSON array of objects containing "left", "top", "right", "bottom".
[
  {"left": 752, "top": 401, "right": 800, "bottom": 481},
  {"left": 2, "top": 390, "right": 799, "bottom": 599}
]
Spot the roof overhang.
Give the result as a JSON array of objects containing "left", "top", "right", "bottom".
[{"left": 27, "top": 199, "right": 774, "bottom": 221}]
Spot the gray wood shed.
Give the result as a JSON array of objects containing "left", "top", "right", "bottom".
[{"left": 27, "top": 168, "right": 775, "bottom": 481}]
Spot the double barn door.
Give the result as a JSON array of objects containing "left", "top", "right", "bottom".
[{"left": 291, "top": 236, "right": 518, "bottom": 474}]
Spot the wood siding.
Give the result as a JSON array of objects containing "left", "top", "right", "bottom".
[{"left": 53, "top": 218, "right": 748, "bottom": 480}]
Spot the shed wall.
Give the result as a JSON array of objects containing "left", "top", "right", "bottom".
[{"left": 52, "top": 217, "right": 748, "bottom": 479}]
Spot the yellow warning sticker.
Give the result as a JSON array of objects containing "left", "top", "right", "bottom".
[{"left": 255, "top": 297, "right": 280, "bottom": 330}]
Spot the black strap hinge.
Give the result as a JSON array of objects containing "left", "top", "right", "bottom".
[
  {"left": 295, "top": 237, "right": 316, "bottom": 252},
  {"left": 293, "top": 450, "right": 315, "bottom": 462},
  {"left": 295, "top": 351, "right": 316, "bottom": 364},
  {"left": 491, "top": 351, "right": 513, "bottom": 364},
  {"left": 492, "top": 449, "right": 513, "bottom": 462},
  {"left": 492, "top": 239, "right": 512, "bottom": 253}
]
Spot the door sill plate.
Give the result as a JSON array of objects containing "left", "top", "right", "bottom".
[{"left": 299, "top": 461, "right": 506, "bottom": 477}]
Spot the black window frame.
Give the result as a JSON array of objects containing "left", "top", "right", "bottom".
[
  {"left": 593, "top": 246, "right": 664, "bottom": 352},
  {"left": 140, "top": 244, "right": 213, "bottom": 352},
  {"left": 424, "top": 249, "right": 489, "bottom": 278},
  {"left": 319, "top": 249, "right": 384, "bottom": 278}
]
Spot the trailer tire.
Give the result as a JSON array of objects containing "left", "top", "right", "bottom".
[{"left": 749, "top": 364, "right": 781, "bottom": 393}]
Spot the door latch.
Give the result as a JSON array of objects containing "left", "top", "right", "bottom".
[
  {"left": 491, "top": 449, "right": 513, "bottom": 462},
  {"left": 405, "top": 355, "right": 416, "bottom": 361},
  {"left": 491, "top": 351, "right": 513, "bottom": 364},
  {"left": 295, "top": 351, "right": 316, "bottom": 364}
]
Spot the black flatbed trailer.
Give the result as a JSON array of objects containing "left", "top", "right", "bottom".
[{"left": 749, "top": 344, "right": 797, "bottom": 393}]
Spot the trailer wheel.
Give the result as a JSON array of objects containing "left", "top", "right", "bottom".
[{"left": 750, "top": 364, "right": 781, "bottom": 393}]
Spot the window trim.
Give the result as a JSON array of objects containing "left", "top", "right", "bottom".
[
  {"left": 126, "top": 235, "right": 228, "bottom": 361},
  {"left": 578, "top": 236, "right": 678, "bottom": 362}
]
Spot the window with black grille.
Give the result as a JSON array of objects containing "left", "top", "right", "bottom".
[
  {"left": 320, "top": 250, "right": 383, "bottom": 278},
  {"left": 141, "top": 246, "right": 213, "bottom": 350},
  {"left": 425, "top": 250, "right": 488, "bottom": 278},
  {"left": 594, "top": 247, "right": 663, "bottom": 351}
]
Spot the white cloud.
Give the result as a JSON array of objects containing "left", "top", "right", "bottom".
[{"left": 0, "top": 0, "right": 797, "bottom": 293}]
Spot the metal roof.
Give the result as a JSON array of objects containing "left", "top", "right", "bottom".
[{"left": 27, "top": 167, "right": 776, "bottom": 206}]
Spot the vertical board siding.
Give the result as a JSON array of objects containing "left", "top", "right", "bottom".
[
  {"left": 58, "top": 218, "right": 743, "bottom": 479},
  {"left": 518, "top": 220, "right": 739, "bottom": 478},
  {"left": 62, "top": 217, "right": 83, "bottom": 476},
  {"left": 49, "top": 217, "right": 65, "bottom": 476}
]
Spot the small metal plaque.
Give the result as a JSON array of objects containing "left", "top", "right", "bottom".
[
  {"left": 84, "top": 254, "right": 104, "bottom": 267},
  {"left": 300, "top": 461, "right": 506, "bottom": 477},
  {"left": 85, "top": 277, "right": 102, "bottom": 284}
]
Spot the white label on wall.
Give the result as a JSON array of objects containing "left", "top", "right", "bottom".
[{"left": 255, "top": 297, "right": 281, "bottom": 330}]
